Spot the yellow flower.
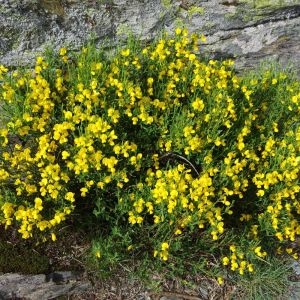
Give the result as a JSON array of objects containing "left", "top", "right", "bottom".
[
  {"left": 215, "top": 137, "right": 223, "bottom": 146},
  {"left": 51, "top": 233, "right": 57, "bottom": 242},
  {"left": 256, "top": 189, "right": 265, "bottom": 197},
  {"left": 222, "top": 257, "right": 229, "bottom": 266},
  {"left": 64, "top": 111, "right": 73, "bottom": 120},
  {"left": 121, "top": 49, "right": 130, "bottom": 57},
  {"left": 229, "top": 245, "right": 236, "bottom": 252},
  {"left": 248, "top": 264, "right": 254, "bottom": 272},
  {"left": 59, "top": 47, "right": 67, "bottom": 56},
  {"left": 136, "top": 216, "right": 143, "bottom": 224},
  {"left": 95, "top": 250, "right": 101, "bottom": 258},
  {"left": 175, "top": 28, "right": 182, "bottom": 35},
  {"left": 97, "top": 181, "right": 104, "bottom": 189},
  {"left": 217, "top": 276, "right": 224, "bottom": 285},
  {"left": 161, "top": 242, "right": 169, "bottom": 251},
  {"left": 153, "top": 215, "right": 160, "bottom": 223},
  {"left": 200, "top": 34, "right": 206, "bottom": 43},
  {"left": 188, "top": 53, "right": 196, "bottom": 61},
  {"left": 34, "top": 198, "right": 43, "bottom": 211},
  {"left": 191, "top": 97, "right": 204, "bottom": 111},
  {"left": 128, "top": 214, "right": 137, "bottom": 224},
  {"left": 80, "top": 187, "right": 88, "bottom": 197},
  {"left": 36, "top": 56, "right": 44, "bottom": 65},
  {"left": 64, "top": 192, "right": 75, "bottom": 202},
  {"left": 62, "top": 150, "right": 70, "bottom": 159},
  {"left": 175, "top": 228, "right": 182, "bottom": 235},
  {"left": 147, "top": 77, "right": 154, "bottom": 85},
  {"left": 231, "top": 261, "right": 239, "bottom": 271},
  {"left": 254, "top": 246, "right": 267, "bottom": 257},
  {"left": 160, "top": 251, "right": 168, "bottom": 261}
]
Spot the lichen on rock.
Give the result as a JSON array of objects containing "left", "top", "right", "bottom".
[{"left": 0, "top": 0, "right": 299, "bottom": 75}]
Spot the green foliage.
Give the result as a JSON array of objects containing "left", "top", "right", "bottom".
[
  {"left": 240, "top": 0, "right": 298, "bottom": 9},
  {"left": 0, "top": 27, "right": 299, "bottom": 290},
  {"left": 232, "top": 256, "right": 293, "bottom": 299},
  {"left": 187, "top": 6, "right": 205, "bottom": 19}
]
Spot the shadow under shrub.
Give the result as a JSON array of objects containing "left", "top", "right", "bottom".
[
  {"left": 0, "top": 28, "right": 299, "bottom": 281},
  {"left": 0, "top": 230, "right": 49, "bottom": 274}
]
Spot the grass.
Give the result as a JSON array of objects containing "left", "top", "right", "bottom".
[
  {"left": 0, "top": 211, "right": 296, "bottom": 298},
  {"left": 232, "top": 257, "right": 293, "bottom": 299}
]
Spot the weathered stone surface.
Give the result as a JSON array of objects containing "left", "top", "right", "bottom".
[
  {"left": 0, "top": 272, "right": 92, "bottom": 300},
  {"left": 190, "top": 0, "right": 300, "bottom": 75},
  {"left": 0, "top": 0, "right": 299, "bottom": 75}
]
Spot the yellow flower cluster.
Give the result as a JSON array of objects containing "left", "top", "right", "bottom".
[
  {"left": 0, "top": 47, "right": 146, "bottom": 239},
  {"left": 154, "top": 242, "right": 170, "bottom": 261},
  {"left": 222, "top": 245, "right": 254, "bottom": 275},
  {"left": 128, "top": 164, "right": 225, "bottom": 241},
  {"left": 0, "top": 28, "right": 299, "bottom": 276},
  {"left": 118, "top": 30, "right": 299, "bottom": 268}
]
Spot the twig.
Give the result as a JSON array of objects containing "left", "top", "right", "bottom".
[{"left": 159, "top": 152, "right": 200, "bottom": 176}]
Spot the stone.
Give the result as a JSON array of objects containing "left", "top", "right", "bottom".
[
  {"left": 0, "top": 0, "right": 299, "bottom": 75},
  {"left": 0, "top": 272, "right": 92, "bottom": 300},
  {"left": 289, "top": 261, "right": 300, "bottom": 300}
]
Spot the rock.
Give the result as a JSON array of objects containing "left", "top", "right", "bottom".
[
  {"left": 0, "top": 272, "right": 92, "bottom": 300},
  {"left": 193, "top": 1, "right": 300, "bottom": 75},
  {"left": 0, "top": 0, "right": 299, "bottom": 75},
  {"left": 289, "top": 261, "right": 300, "bottom": 300}
]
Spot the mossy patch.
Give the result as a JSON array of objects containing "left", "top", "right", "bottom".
[
  {"left": 38, "top": 0, "right": 65, "bottom": 16},
  {"left": 161, "top": 0, "right": 172, "bottom": 9},
  {"left": 240, "top": 0, "right": 299, "bottom": 9},
  {"left": 187, "top": 5, "right": 204, "bottom": 19},
  {"left": 0, "top": 241, "right": 49, "bottom": 274}
]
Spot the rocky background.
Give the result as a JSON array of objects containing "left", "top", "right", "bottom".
[{"left": 0, "top": 0, "right": 300, "bottom": 75}]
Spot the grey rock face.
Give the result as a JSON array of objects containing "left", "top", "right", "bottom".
[
  {"left": 192, "top": 1, "right": 300, "bottom": 75},
  {"left": 0, "top": 1, "right": 299, "bottom": 73},
  {"left": 0, "top": 272, "right": 91, "bottom": 300}
]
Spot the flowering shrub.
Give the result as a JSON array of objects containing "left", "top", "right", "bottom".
[{"left": 0, "top": 28, "right": 299, "bottom": 277}]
